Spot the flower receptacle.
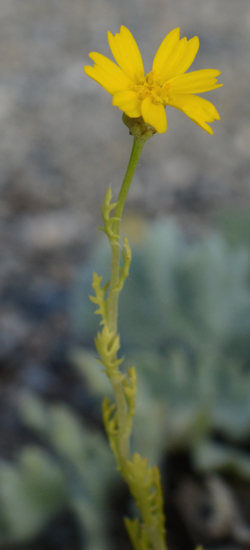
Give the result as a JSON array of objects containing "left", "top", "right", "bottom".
[{"left": 122, "top": 113, "right": 157, "bottom": 141}]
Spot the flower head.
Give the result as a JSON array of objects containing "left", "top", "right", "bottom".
[{"left": 84, "top": 26, "right": 222, "bottom": 135}]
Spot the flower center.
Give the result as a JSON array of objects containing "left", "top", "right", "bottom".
[{"left": 133, "top": 71, "right": 170, "bottom": 105}]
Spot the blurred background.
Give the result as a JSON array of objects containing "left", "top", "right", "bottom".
[{"left": 1, "top": 0, "right": 250, "bottom": 549}]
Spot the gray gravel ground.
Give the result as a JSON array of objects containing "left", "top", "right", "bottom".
[{"left": 0, "top": 0, "right": 249, "bottom": 356}]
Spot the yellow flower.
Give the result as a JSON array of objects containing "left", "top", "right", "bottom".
[{"left": 84, "top": 26, "right": 223, "bottom": 135}]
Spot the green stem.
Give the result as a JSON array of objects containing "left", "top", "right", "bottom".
[
  {"left": 98, "top": 125, "right": 167, "bottom": 550},
  {"left": 113, "top": 378, "right": 130, "bottom": 462},
  {"left": 107, "top": 136, "right": 146, "bottom": 333},
  {"left": 106, "top": 136, "right": 146, "bottom": 464}
]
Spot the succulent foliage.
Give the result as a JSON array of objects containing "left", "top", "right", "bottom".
[
  {"left": 72, "top": 217, "right": 250, "bottom": 474},
  {"left": 0, "top": 391, "right": 117, "bottom": 550}
]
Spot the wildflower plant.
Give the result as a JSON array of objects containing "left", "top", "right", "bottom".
[{"left": 84, "top": 26, "right": 222, "bottom": 550}]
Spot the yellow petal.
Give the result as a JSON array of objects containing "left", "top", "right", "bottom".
[
  {"left": 84, "top": 52, "right": 132, "bottom": 95},
  {"left": 153, "top": 28, "right": 180, "bottom": 75},
  {"left": 108, "top": 26, "right": 144, "bottom": 82},
  {"left": 155, "top": 37, "right": 190, "bottom": 81},
  {"left": 163, "top": 36, "right": 200, "bottom": 79},
  {"left": 141, "top": 97, "right": 167, "bottom": 133},
  {"left": 168, "top": 94, "right": 220, "bottom": 134},
  {"left": 168, "top": 69, "right": 223, "bottom": 94},
  {"left": 112, "top": 90, "right": 142, "bottom": 117}
]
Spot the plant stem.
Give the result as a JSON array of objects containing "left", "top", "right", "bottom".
[
  {"left": 106, "top": 136, "right": 146, "bottom": 464},
  {"left": 98, "top": 130, "right": 167, "bottom": 550},
  {"left": 107, "top": 136, "right": 146, "bottom": 334}
]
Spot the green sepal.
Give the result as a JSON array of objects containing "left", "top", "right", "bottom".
[{"left": 122, "top": 114, "right": 157, "bottom": 141}]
